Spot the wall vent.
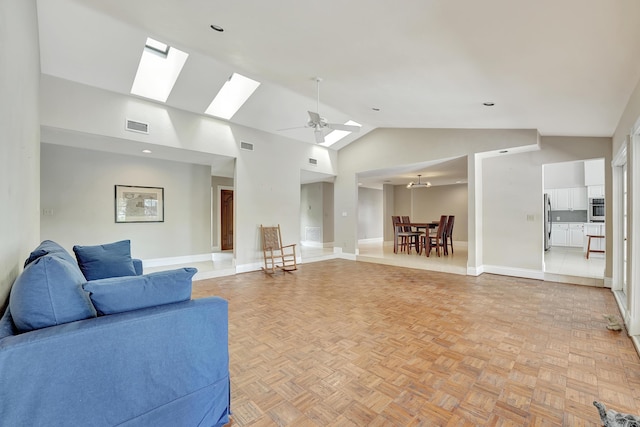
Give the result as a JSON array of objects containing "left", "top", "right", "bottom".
[
  {"left": 125, "top": 119, "right": 149, "bottom": 134},
  {"left": 240, "top": 141, "right": 254, "bottom": 151},
  {"left": 308, "top": 158, "right": 318, "bottom": 166}
]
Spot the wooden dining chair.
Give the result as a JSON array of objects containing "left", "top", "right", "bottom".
[
  {"left": 422, "top": 215, "right": 447, "bottom": 257},
  {"left": 392, "top": 216, "right": 421, "bottom": 254},
  {"left": 444, "top": 215, "right": 455, "bottom": 255},
  {"left": 401, "top": 216, "right": 423, "bottom": 253}
]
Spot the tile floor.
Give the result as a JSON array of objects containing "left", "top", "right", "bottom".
[
  {"left": 145, "top": 241, "right": 605, "bottom": 287},
  {"left": 544, "top": 246, "right": 605, "bottom": 284}
]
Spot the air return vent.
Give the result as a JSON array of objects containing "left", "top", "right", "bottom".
[
  {"left": 125, "top": 119, "right": 149, "bottom": 134},
  {"left": 308, "top": 158, "right": 318, "bottom": 166},
  {"left": 240, "top": 141, "right": 254, "bottom": 151}
]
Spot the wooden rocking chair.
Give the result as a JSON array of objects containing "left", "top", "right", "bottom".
[{"left": 261, "top": 224, "right": 297, "bottom": 274}]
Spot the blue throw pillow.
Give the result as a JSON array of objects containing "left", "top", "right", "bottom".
[
  {"left": 73, "top": 240, "right": 137, "bottom": 281},
  {"left": 82, "top": 268, "right": 197, "bottom": 315},
  {"left": 10, "top": 256, "right": 97, "bottom": 332},
  {"left": 24, "top": 240, "right": 77, "bottom": 268}
]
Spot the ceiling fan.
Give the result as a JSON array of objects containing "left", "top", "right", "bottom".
[{"left": 279, "top": 77, "right": 361, "bottom": 144}]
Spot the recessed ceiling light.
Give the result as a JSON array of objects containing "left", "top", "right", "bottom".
[
  {"left": 142, "top": 149, "right": 152, "bottom": 154},
  {"left": 483, "top": 102, "right": 495, "bottom": 107},
  {"left": 210, "top": 24, "right": 224, "bottom": 32},
  {"left": 205, "top": 73, "right": 260, "bottom": 120}
]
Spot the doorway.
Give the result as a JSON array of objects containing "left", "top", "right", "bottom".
[
  {"left": 221, "top": 189, "right": 233, "bottom": 251},
  {"left": 543, "top": 160, "right": 605, "bottom": 281}
]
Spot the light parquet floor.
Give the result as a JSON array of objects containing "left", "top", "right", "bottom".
[{"left": 192, "top": 260, "right": 640, "bottom": 426}]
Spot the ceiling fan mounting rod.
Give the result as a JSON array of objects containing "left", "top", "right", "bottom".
[{"left": 315, "top": 77, "right": 322, "bottom": 117}]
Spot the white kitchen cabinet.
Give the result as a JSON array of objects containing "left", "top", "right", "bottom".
[
  {"left": 551, "top": 189, "right": 570, "bottom": 210},
  {"left": 571, "top": 187, "right": 588, "bottom": 210},
  {"left": 551, "top": 223, "right": 569, "bottom": 246},
  {"left": 588, "top": 185, "right": 605, "bottom": 198},
  {"left": 584, "top": 159, "right": 605, "bottom": 186},
  {"left": 549, "top": 187, "right": 587, "bottom": 211},
  {"left": 569, "top": 223, "right": 584, "bottom": 247}
]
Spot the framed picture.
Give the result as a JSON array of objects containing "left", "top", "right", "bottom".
[{"left": 115, "top": 185, "right": 164, "bottom": 223}]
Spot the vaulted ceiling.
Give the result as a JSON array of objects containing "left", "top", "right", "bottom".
[{"left": 37, "top": 0, "right": 640, "bottom": 182}]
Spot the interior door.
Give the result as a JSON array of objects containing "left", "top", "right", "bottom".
[{"left": 221, "top": 189, "right": 233, "bottom": 251}]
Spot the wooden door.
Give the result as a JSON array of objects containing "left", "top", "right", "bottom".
[{"left": 221, "top": 190, "right": 234, "bottom": 251}]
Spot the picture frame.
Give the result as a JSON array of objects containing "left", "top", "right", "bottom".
[{"left": 115, "top": 185, "right": 164, "bottom": 223}]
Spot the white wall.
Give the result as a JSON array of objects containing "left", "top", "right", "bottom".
[
  {"left": 39, "top": 76, "right": 338, "bottom": 271},
  {"left": 544, "top": 160, "right": 585, "bottom": 189},
  {"left": 41, "top": 144, "right": 212, "bottom": 259},
  {"left": 0, "top": 0, "right": 41, "bottom": 309},
  {"left": 357, "top": 187, "right": 383, "bottom": 240}
]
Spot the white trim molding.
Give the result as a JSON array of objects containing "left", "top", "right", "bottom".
[
  {"left": 142, "top": 253, "right": 213, "bottom": 268},
  {"left": 482, "top": 265, "right": 545, "bottom": 281}
]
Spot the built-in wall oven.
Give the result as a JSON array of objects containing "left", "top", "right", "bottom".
[{"left": 589, "top": 197, "right": 605, "bottom": 222}]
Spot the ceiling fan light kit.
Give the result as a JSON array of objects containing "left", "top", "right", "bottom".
[{"left": 407, "top": 174, "right": 431, "bottom": 189}]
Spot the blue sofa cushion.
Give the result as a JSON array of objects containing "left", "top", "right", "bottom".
[
  {"left": 9, "top": 256, "right": 97, "bottom": 332},
  {"left": 73, "top": 240, "right": 137, "bottom": 281},
  {"left": 83, "top": 268, "right": 197, "bottom": 315},
  {"left": 24, "top": 240, "right": 77, "bottom": 268}
]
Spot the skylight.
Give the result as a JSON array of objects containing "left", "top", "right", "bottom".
[
  {"left": 320, "top": 120, "right": 362, "bottom": 146},
  {"left": 130, "top": 37, "right": 188, "bottom": 102},
  {"left": 205, "top": 73, "right": 261, "bottom": 120}
]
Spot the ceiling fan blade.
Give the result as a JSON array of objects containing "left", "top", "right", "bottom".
[
  {"left": 326, "top": 123, "right": 361, "bottom": 132},
  {"left": 308, "top": 111, "right": 321, "bottom": 124},
  {"left": 314, "top": 129, "right": 325, "bottom": 144}
]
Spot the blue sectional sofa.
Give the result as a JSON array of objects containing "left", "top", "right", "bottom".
[{"left": 0, "top": 240, "right": 230, "bottom": 427}]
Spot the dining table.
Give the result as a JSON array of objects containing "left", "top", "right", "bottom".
[{"left": 393, "top": 222, "right": 439, "bottom": 254}]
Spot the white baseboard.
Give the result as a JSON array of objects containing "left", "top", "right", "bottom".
[
  {"left": 235, "top": 262, "right": 263, "bottom": 274},
  {"left": 467, "top": 265, "right": 484, "bottom": 276},
  {"left": 358, "top": 237, "right": 383, "bottom": 244},
  {"left": 300, "top": 241, "right": 334, "bottom": 248},
  {"left": 482, "top": 265, "right": 545, "bottom": 281},
  {"left": 142, "top": 253, "right": 213, "bottom": 268},
  {"left": 632, "top": 335, "right": 640, "bottom": 358},
  {"left": 604, "top": 276, "right": 613, "bottom": 288}
]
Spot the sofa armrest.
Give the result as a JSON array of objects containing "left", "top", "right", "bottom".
[
  {"left": 0, "top": 297, "right": 229, "bottom": 427},
  {"left": 132, "top": 258, "right": 143, "bottom": 275}
]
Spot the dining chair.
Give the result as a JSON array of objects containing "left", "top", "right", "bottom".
[
  {"left": 444, "top": 215, "right": 455, "bottom": 255},
  {"left": 392, "top": 216, "right": 421, "bottom": 254},
  {"left": 422, "top": 215, "right": 447, "bottom": 257},
  {"left": 401, "top": 216, "right": 423, "bottom": 253}
]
